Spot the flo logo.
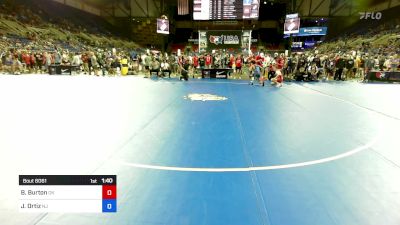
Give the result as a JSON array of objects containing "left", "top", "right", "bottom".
[
  {"left": 209, "top": 36, "right": 223, "bottom": 45},
  {"left": 359, "top": 12, "right": 382, "bottom": 20}
]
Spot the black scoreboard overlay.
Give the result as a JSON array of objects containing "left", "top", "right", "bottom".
[{"left": 19, "top": 175, "right": 117, "bottom": 213}]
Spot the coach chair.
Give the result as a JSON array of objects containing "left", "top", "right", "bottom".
[
  {"left": 161, "top": 70, "right": 171, "bottom": 78},
  {"left": 150, "top": 69, "right": 160, "bottom": 77}
]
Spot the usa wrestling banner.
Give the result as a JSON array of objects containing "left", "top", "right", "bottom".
[{"left": 206, "top": 31, "right": 242, "bottom": 50}]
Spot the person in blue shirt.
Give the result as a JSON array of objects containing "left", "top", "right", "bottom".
[{"left": 249, "top": 60, "right": 264, "bottom": 86}]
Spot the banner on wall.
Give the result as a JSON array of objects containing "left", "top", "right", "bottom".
[
  {"left": 304, "top": 41, "right": 316, "bottom": 48},
  {"left": 299, "top": 27, "right": 327, "bottom": 36},
  {"left": 284, "top": 27, "right": 328, "bottom": 38},
  {"left": 291, "top": 42, "right": 303, "bottom": 48},
  {"left": 206, "top": 31, "right": 242, "bottom": 50}
]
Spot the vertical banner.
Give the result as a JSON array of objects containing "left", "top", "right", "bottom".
[
  {"left": 241, "top": 30, "right": 251, "bottom": 54},
  {"left": 284, "top": 13, "right": 300, "bottom": 35},
  {"left": 156, "top": 19, "right": 169, "bottom": 34},
  {"left": 199, "top": 31, "right": 207, "bottom": 53},
  {"left": 248, "top": 30, "right": 252, "bottom": 53}
]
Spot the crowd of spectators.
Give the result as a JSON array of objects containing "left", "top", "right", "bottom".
[
  {"left": 0, "top": 0, "right": 141, "bottom": 75},
  {"left": 118, "top": 41, "right": 399, "bottom": 82},
  {"left": 1, "top": 38, "right": 398, "bottom": 80},
  {"left": 289, "top": 17, "right": 400, "bottom": 81},
  {"left": 0, "top": 1, "right": 398, "bottom": 81}
]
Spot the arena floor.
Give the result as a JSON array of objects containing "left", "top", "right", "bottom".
[{"left": 1, "top": 74, "right": 400, "bottom": 225}]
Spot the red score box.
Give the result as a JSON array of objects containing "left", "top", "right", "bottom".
[{"left": 102, "top": 185, "right": 117, "bottom": 199}]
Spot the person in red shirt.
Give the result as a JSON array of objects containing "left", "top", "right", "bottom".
[
  {"left": 229, "top": 54, "right": 235, "bottom": 68},
  {"left": 255, "top": 53, "right": 264, "bottom": 67},
  {"left": 205, "top": 54, "right": 212, "bottom": 69},
  {"left": 30, "top": 53, "right": 36, "bottom": 71},
  {"left": 235, "top": 55, "right": 242, "bottom": 75},
  {"left": 23, "top": 52, "right": 31, "bottom": 72},
  {"left": 193, "top": 54, "right": 199, "bottom": 75},
  {"left": 276, "top": 54, "right": 285, "bottom": 70}
]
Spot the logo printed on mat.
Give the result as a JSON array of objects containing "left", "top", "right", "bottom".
[{"left": 184, "top": 93, "right": 227, "bottom": 101}]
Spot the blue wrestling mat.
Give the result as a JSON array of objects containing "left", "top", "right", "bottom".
[{"left": 0, "top": 75, "right": 399, "bottom": 225}]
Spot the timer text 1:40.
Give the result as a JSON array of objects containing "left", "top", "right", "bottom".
[{"left": 102, "top": 178, "right": 113, "bottom": 184}]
